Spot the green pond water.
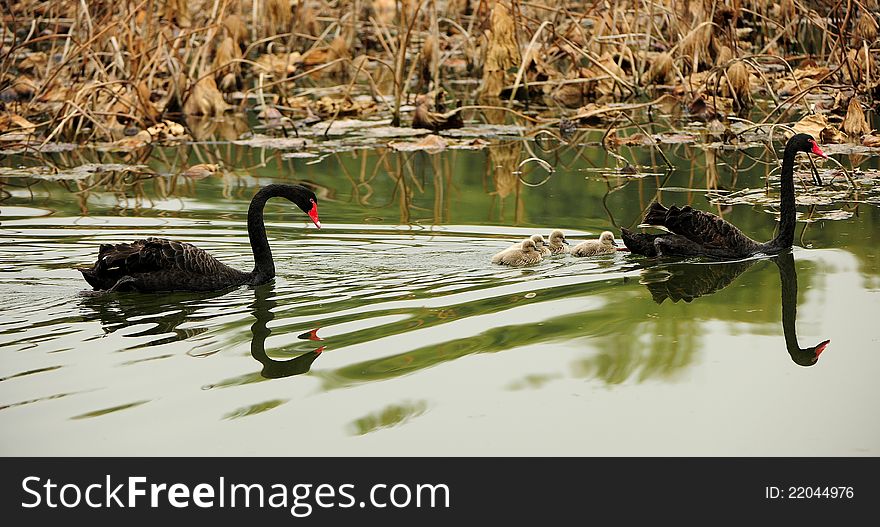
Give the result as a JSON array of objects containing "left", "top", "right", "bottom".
[{"left": 1, "top": 137, "right": 879, "bottom": 455}]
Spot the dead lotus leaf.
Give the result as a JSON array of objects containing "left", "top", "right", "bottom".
[
  {"left": 110, "top": 131, "right": 152, "bottom": 150},
  {"left": 797, "top": 209, "right": 854, "bottom": 222},
  {"left": 448, "top": 138, "right": 490, "bottom": 150},
  {"left": 388, "top": 134, "right": 447, "bottom": 152},
  {"left": 183, "top": 76, "right": 231, "bottom": 116},
  {"left": 688, "top": 94, "right": 733, "bottom": 120},
  {"left": 313, "top": 96, "right": 376, "bottom": 118},
  {"left": 233, "top": 136, "right": 311, "bottom": 149},
  {"left": 604, "top": 130, "right": 653, "bottom": 147},
  {"left": 181, "top": 163, "right": 220, "bottom": 179},
  {"left": 792, "top": 114, "right": 845, "bottom": 143},
  {"left": 842, "top": 98, "right": 871, "bottom": 138},
  {"left": 254, "top": 52, "right": 302, "bottom": 77},
  {"left": 794, "top": 65, "right": 831, "bottom": 80},
  {"left": 862, "top": 134, "right": 880, "bottom": 148},
  {"left": 146, "top": 120, "right": 188, "bottom": 141},
  {"left": 0, "top": 113, "right": 38, "bottom": 142},
  {"left": 412, "top": 94, "right": 463, "bottom": 132},
  {"left": 479, "top": 2, "right": 519, "bottom": 98},
  {"left": 34, "top": 163, "right": 153, "bottom": 181}
]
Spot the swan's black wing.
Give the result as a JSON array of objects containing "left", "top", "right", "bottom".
[
  {"left": 99, "top": 238, "right": 231, "bottom": 274},
  {"left": 79, "top": 238, "right": 242, "bottom": 291},
  {"left": 641, "top": 202, "right": 758, "bottom": 255}
]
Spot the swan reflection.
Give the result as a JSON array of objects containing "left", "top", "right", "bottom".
[
  {"left": 637, "top": 251, "right": 829, "bottom": 366},
  {"left": 250, "top": 284, "right": 325, "bottom": 379}
]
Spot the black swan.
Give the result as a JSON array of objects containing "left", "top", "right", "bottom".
[
  {"left": 621, "top": 134, "right": 826, "bottom": 259},
  {"left": 77, "top": 184, "right": 320, "bottom": 292}
]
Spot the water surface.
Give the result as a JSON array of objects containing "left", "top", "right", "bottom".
[{"left": 1, "top": 140, "right": 878, "bottom": 455}]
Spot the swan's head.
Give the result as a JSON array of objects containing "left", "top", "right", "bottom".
[
  {"left": 789, "top": 133, "right": 827, "bottom": 158},
  {"left": 549, "top": 229, "right": 568, "bottom": 246},
  {"left": 287, "top": 184, "right": 321, "bottom": 228},
  {"left": 788, "top": 134, "right": 827, "bottom": 185},
  {"left": 521, "top": 239, "right": 538, "bottom": 253},
  {"left": 530, "top": 234, "right": 546, "bottom": 247},
  {"left": 599, "top": 231, "right": 617, "bottom": 246}
]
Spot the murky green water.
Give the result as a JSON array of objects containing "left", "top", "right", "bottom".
[{"left": 1, "top": 138, "right": 879, "bottom": 455}]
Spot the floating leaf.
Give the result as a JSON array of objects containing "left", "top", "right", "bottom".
[
  {"left": 388, "top": 134, "right": 447, "bottom": 152},
  {"left": 233, "top": 135, "right": 311, "bottom": 149}
]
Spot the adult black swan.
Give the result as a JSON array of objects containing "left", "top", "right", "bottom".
[
  {"left": 78, "top": 184, "right": 320, "bottom": 292},
  {"left": 621, "top": 134, "right": 826, "bottom": 259}
]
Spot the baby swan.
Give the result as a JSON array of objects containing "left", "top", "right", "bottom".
[
  {"left": 547, "top": 229, "right": 570, "bottom": 255},
  {"left": 492, "top": 239, "right": 543, "bottom": 266},
  {"left": 571, "top": 231, "right": 618, "bottom": 257},
  {"left": 507, "top": 234, "right": 551, "bottom": 256}
]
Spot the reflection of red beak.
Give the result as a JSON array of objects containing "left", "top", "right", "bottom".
[
  {"left": 308, "top": 201, "right": 321, "bottom": 228},
  {"left": 297, "top": 328, "right": 324, "bottom": 341},
  {"left": 811, "top": 142, "right": 827, "bottom": 158},
  {"left": 815, "top": 339, "right": 830, "bottom": 357},
  {"left": 314, "top": 346, "right": 326, "bottom": 355}
]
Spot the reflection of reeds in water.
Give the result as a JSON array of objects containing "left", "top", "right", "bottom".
[
  {"left": 348, "top": 400, "right": 428, "bottom": 435},
  {"left": 487, "top": 142, "right": 524, "bottom": 223},
  {"left": 7, "top": 138, "right": 325, "bottom": 213},
  {"left": 186, "top": 114, "right": 250, "bottom": 142}
]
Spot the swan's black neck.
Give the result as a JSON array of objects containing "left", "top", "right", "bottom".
[
  {"left": 766, "top": 144, "right": 799, "bottom": 251},
  {"left": 247, "top": 186, "right": 280, "bottom": 284},
  {"left": 245, "top": 183, "right": 316, "bottom": 286}
]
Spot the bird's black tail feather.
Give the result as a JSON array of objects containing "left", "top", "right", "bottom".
[
  {"left": 642, "top": 201, "right": 670, "bottom": 226},
  {"left": 621, "top": 228, "right": 660, "bottom": 257}
]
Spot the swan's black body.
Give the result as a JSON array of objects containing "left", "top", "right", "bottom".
[
  {"left": 77, "top": 184, "right": 320, "bottom": 292},
  {"left": 622, "top": 134, "right": 826, "bottom": 259}
]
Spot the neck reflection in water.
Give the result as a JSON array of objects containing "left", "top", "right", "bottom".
[
  {"left": 250, "top": 284, "right": 325, "bottom": 379},
  {"left": 636, "top": 251, "right": 829, "bottom": 367}
]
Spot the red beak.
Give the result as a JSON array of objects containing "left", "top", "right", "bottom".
[
  {"left": 811, "top": 141, "right": 827, "bottom": 158},
  {"left": 314, "top": 346, "right": 326, "bottom": 355},
  {"left": 307, "top": 201, "right": 321, "bottom": 228},
  {"left": 815, "top": 339, "right": 830, "bottom": 358}
]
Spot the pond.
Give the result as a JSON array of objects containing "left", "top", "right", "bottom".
[{"left": 1, "top": 136, "right": 879, "bottom": 455}]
